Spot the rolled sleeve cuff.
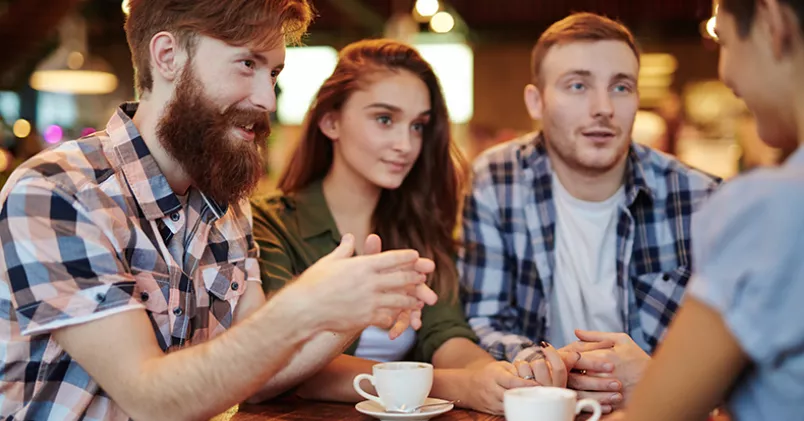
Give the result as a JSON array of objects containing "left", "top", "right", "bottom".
[{"left": 17, "top": 280, "right": 144, "bottom": 336}]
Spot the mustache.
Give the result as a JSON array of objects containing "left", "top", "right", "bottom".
[{"left": 223, "top": 106, "right": 271, "bottom": 135}]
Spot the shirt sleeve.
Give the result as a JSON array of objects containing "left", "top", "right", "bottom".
[
  {"left": 414, "top": 288, "right": 479, "bottom": 363},
  {"left": 0, "top": 178, "right": 143, "bottom": 336},
  {"left": 250, "top": 201, "right": 295, "bottom": 294},
  {"left": 688, "top": 172, "right": 804, "bottom": 365},
  {"left": 458, "top": 164, "right": 535, "bottom": 361}
]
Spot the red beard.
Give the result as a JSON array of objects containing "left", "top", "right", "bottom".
[{"left": 157, "top": 62, "right": 270, "bottom": 206}]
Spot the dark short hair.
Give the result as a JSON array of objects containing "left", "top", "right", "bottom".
[{"left": 720, "top": 0, "right": 804, "bottom": 38}]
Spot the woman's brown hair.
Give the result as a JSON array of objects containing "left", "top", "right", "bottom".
[{"left": 278, "top": 39, "right": 468, "bottom": 300}]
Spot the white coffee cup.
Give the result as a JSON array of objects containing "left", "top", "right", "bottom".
[
  {"left": 353, "top": 362, "right": 433, "bottom": 412},
  {"left": 504, "top": 386, "right": 602, "bottom": 421}
]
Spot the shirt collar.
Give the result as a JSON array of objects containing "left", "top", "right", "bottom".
[
  {"left": 287, "top": 179, "right": 341, "bottom": 242},
  {"left": 107, "top": 102, "right": 228, "bottom": 221},
  {"left": 524, "top": 132, "right": 653, "bottom": 207}
]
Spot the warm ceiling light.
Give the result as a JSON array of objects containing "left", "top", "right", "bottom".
[
  {"left": 415, "top": 0, "right": 439, "bottom": 17},
  {"left": 12, "top": 119, "right": 31, "bottom": 138},
  {"left": 705, "top": 16, "right": 718, "bottom": 40},
  {"left": 429, "top": 11, "right": 455, "bottom": 33},
  {"left": 29, "top": 14, "right": 119, "bottom": 95}
]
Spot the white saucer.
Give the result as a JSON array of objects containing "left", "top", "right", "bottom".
[{"left": 355, "top": 397, "right": 454, "bottom": 421}]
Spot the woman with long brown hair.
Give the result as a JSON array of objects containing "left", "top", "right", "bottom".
[{"left": 251, "top": 39, "right": 542, "bottom": 414}]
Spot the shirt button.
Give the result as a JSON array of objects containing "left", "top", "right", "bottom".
[
  {"left": 140, "top": 291, "right": 150, "bottom": 302},
  {"left": 231, "top": 282, "right": 239, "bottom": 291},
  {"left": 95, "top": 293, "right": 105, "bottom": 302},
  {"left": 170, "top": 212, "right": 180, "bottom": 222},
  {"left": 173, "top": 307, "right": 183, "bottom": 316},
  {"left": 662, "top": 273, "right": 671, "bottom": 281}
]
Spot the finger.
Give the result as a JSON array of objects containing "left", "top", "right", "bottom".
[
  {"left": 409, "top": 309, "right": 422, "bottom": 330},
  {"left": 572, "top": 350, "right": 615, "bottom": 373},
  {"left": 374, "top": 270, "right": 427, "bottom": 290},
  {"left": 575, "top": 329, "right": 625, "bottom": 344},
  {"left": 513, "top": 360, "right": 534, "bottom": 380},
  {"left": 364, "top": 234, "right": 382, "bottom": 255},
  {"left": 362, "top": 249, "right": 421, "bottom": 271},
  {"left": 576, "top": 390, "right": 624, "bottom": 407},
  {"left": 412, "top": 257, "right": 436, "bottom": 274},
  {"left": 375, "top": 292, "right": 423, "bottom": 311},
  {"left": 567, "top": 373, "right": 622, "bottom": 392},
  {"left": 503, "top": 365, "right": 539, "bottom": 388},
  {"left": 558, "top": 350, "right": 582, "bottom": 372},
  {"left": 375, "top": 257, "right": 434, "bottom": 278},
  {"left": 541, "top": 342, "right": 569, "bottom": 387},
  {"left": 388, "top": 310, "right": 411, "bottom": 339},
  {"left": 321, "top": 234, "right": 355, "bottom": 260},
  {"left": 413, "top": 283, "right": 438, "bottom": 305},
  {"left": 371, "top": 310, "right": 396, "bottom": 329},
  {"left": 528, "top": 358, "right": 553, "bottom": 387},
  {"left": 562, "top": 339, "right": 616, "bottom": 353}
]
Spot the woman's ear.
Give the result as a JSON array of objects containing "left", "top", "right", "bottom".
[{"left": 318, "top": 111, "right": 341, "bottom": 141}]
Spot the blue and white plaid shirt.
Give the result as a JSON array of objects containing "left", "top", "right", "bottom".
[{"left": 459, "top": 132, "right": 720, "bottom": 361}]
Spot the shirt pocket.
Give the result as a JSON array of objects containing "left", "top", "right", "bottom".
[{"left": 634, "top": 266, "right": 691, "bottom": 332}]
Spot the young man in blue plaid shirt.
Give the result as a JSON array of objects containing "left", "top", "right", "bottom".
[{"left": 459, "top": 12, "right": 720, "bottom": 413}]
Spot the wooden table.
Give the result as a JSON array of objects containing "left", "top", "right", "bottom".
[
  {"left": 211, "top": 398, "right": 733, "bottom": 421},
  {"left": 212, "top": 398, "right": 502, "bottom": 421}
]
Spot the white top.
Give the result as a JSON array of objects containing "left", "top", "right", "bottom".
[
  {"left": 354, "top": 325, "right": 417, "bottom": 362},
  {"left": 548, "top": 173, "right": 626, "bottom": 348}
]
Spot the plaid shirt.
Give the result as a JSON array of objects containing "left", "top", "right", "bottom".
[
  {"left": 459, "top": 133, "right": 720, "bottom": 361},
  {"left": 0, "top": 103, "right": 260, "bottom": 420}
]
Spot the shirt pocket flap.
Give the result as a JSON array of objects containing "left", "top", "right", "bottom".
[
  {"left": 635, "top": 266, "right": 691, "bottom": 314},
  {"left": 201, "top": 259, "right": 248, "bottom": 301}
]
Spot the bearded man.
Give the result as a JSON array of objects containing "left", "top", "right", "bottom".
[{"left": 0, "top": 1, "right": 437, "bottom": 419}]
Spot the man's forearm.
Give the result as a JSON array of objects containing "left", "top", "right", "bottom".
[
  {"left": 134, "top": 291, "right": 321, "bottom": 420},
  {"left": 296, "top": 354, "right": 377, "bottom": 402},
  {"left": 247, "top": 329, "right": 363, "bottom": 403}
]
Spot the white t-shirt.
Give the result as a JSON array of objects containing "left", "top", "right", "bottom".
[
  {"left": 354, "top": 326, "right": 417, "bottom": 362},
  {"left": 548, "top": 173, "right": 626, "bottom": 348}
]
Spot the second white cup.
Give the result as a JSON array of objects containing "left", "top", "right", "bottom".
[{"left": 504, "top": 386, "right": 602, "bottom": 421}]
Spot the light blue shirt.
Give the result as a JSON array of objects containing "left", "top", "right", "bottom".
[{"left": 689, "top": 146, "right": 804, "bottom": 421}]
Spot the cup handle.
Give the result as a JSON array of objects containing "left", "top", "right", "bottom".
[
  {"left": 353, "top": 374, "right": 383, "bottom": 406},
  {"left": 575, "top": 398, "right": 602, "bottom": 421}
]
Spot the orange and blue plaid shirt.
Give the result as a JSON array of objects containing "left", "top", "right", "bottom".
[{"left": 0, "top": 103, "right": 260, "bottom": 420}]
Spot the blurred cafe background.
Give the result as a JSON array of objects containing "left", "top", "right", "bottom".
[{"left": 0, "top": 0, "right": 786, "bottom": 194}]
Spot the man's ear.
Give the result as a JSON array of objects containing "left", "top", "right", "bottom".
[
  {"left": 760, "top": 0, "right": 796, "bottom": 59},
  {"left": 149, "top": 31, "right": 185, "bottom": 84},
  {"left": 524, "top": 83, "right": 545, "bottom": 120}
]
